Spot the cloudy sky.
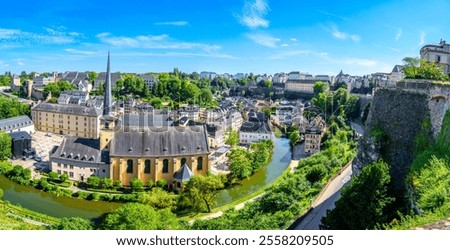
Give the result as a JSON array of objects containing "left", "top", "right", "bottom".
[{"left": 1, "top": 0, "right": 449, "bottom": 76}]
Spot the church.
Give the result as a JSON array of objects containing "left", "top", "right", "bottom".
[{"left": 49, "top": 52, "right": 210, "bottom": 187}]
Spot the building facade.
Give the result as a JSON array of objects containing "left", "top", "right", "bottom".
[
  {"left": 31, "top": 102, "right": 101, "bottom": 138},
  {"left": 0, "top": 115, "right": 34, "bottom": 134},
  {"left": 420, "top": 39, "right": 450, "bottom": 74}
]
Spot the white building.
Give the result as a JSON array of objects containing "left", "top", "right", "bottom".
[
  {"left": 420, "top": 39, "right": 450, "bottom": 74},
  {"left": 285, "top": 80, "right": 318, "bottom": 93},
  {"left": 140, "top": 74, "right": 158, "bottom": 92},
  {"left": 0, "top": 115, "right": 35, "bottom": 134}
]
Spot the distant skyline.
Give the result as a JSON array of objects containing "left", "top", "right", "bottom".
[{"left": 1, "top": 0, "right": 450, "bottom": 76}]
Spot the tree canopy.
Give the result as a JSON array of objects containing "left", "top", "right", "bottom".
[
  {"left": 43, "top": 81, "right": 75, "bottom": 98},
  {"left": 101, "top": 203, "right": 180, "bottom": 230},
  {"left": 183, "top": 174, "right": 225, "bottom": 212},
  {"left": 0, "top": 95, "right": 30, "bottom": 119},
  {"left": 402, "top": 57, "right": 449, "bottom": 81},
  {"left": 0, "top": 131, "right": 12, "bottom": 160}
]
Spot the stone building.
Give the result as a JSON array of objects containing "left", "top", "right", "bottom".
[{"left": 304, "top": 116, "right": 325, "bottom": 155}]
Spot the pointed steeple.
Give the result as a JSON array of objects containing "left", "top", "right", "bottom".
[{"left": 103, "top": 51, "right": 113, "bottom": 116}]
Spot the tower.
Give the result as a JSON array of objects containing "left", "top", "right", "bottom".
[{"left": 100, "top": 51, "right": 118, "bottom": 151}]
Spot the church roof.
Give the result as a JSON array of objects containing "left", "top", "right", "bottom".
[
  {"left": 51, "top": 137, "right": 109, "bottom": 163},
  {"left": 174, "top": 163, "right": 194, "bottom": 182},
  {"left": 110, "top": 125, "right": 209, "bottom": 157}
]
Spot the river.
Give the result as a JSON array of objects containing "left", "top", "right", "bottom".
[{"left": 0, "top": 137, "right": 291, "bottom": 218}]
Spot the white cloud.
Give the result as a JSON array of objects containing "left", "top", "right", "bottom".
[
  {"left": 237, "top": 0, "right": 270, "bottom": 29},
  {"left": 280, "top": 43, "right": 289, "bottom": 47},
  {"left": 154, "top": 21, "right": 188, "bottom": 26},
  {"left": 246, "top": 33, "right": 280, "bottom": 48},
  {"left": 65, "top": 48, "right": 99, "bottom": 56},
  {"left": 342, "top": 58, "right": 377, "bottom": 67},
  {"left": 330, "top": 25, "right": 360, "bottom": 42},
  {"left": 269, "top": 50, "right": 328, "bottom": 60},
  {"left": 395, "top": 28, "right": 402, "bottom": 41},
  {"left": 97, "top": 33, "right": 221, "bottom": 51},
  {"left": 290, "top": 38, "right": 297, "bottom": 42},
  {"left": 419, "top": 32, "right": 426, "bottom": 46},
  {"left": 0, "top": 27, "right": 81, "bottom": 47},
  {"left": 115, "top": 51, "right": 238, "bottom": 59}
]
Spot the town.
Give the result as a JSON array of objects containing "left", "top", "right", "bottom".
[{"left": 0, "top": 38, "right": 449, "bottom": 231}]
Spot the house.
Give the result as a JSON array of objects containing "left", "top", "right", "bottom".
[
  {"left": 285, "top": 79, "right": 319, "bottom": 93},
  {"left": 9, "top": 131, "right": 34, "bottom": 159},
  {"left": 93, "top": 72, "right": 122, "bottom": 89},
  {"left": 140, "top": 74, "right": 158, "bottom": 92},
  {"left": 304, "top": 116, "right": 325, "bottom": 155},
  {"left": 389, "top": 65, "right": 404, "bottom": 85},
  {"left": 33, "top": 74, "right": 57, "bottom": 87},
  {"left": 206, "top": 124, "right": 225, "bottom": 149},
  {"left": 239, "top": 112, "right": 272, "bottom": 144},
  {"left": 0, "top": 115, "right": 34, "bottom": 134},
  {"left": 420, "top": 39, "right": 450, "bottom": 74},
  {"left": 57, "top": 90, "right": 89, "bottom": 105},
  {"left": 10, "top": 74, "right": 21, "bottom": 92}
]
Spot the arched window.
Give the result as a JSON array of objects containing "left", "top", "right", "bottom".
[
  {"left": 127, "top": 159, "right": 133, "bottom": 173},
  {"left": 162, "top": 159, "right": 169, "bottom": 173},
  {"left": 197, "top": 157, "right": 203, "bottom": 170},
  {"left": 181, "top": 158, "right": 187, "bottom": 165},
  {"left": 105, "top": 122, "right": 109, "bottom": 129},
  {"left": 144, "top": 160, "right": 151, "bottom": 174}
]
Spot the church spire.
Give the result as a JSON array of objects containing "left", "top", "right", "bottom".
[{"left": 103, "top": 51, "right": 113, "bottom": 116}]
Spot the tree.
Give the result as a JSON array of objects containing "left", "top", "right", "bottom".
[
  {"left": 225, "top": 130, "right": 239, "bottom": 146},
  {"left": 101, "top": 203, "right": 180, "bottom": 230},
  {"left": 138, "top": 187, "right": 177, "bottom": 210},
  {"left": 51, "top": 217, "right": 93, "bottom": 230},
  {"left": 320, "top": 161, "right": 395, "bottom": 229},
  {"left": 0, "top": 188, "right": 3, "bottom": 200},
  {"left": 88, "top": 71, "right": 98, "bottom": 83},
  {"left": 184, "top": 174, "right": 225, "bottom": 212},
  {"left": 403, "top": 57, "right": 449, "bottom": 80},
  {"left": 87, "top": 176, "right": 101, "bottom": 188},
  {"left": 102, "top": 178, "right": 114, "bottom": 189},
  {"left": 48, "top": 171, "right": 59, "bottom": 181},
  {"left": 156, "top": 179, "right": 167, "bottom": 188},
  {"left": 289, "top": 130, "right": 300, "bottom": 146},
  {"left": 313, "top": 81, "right": 327, "bottom": 96},
  {"left": 0, "top": 131, "right": 12, "bottom": 160},
  {"left": 130, "top": 178, "right": 144, "bottom": 191},
  {"left": 43, "top": 81, "right": 75, "bottom": 98},
  {"left": 59, "top": 173, "right": 69, "bottom": 182},
  {"left": 228, "top": 148, "right": 253, "bottom": 179}
]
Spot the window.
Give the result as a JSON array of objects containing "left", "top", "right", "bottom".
[
  {"left": 181, "top": 158, "right": 187, "bottom": 166},
  {"left": 57, "top": 170, "right": 61, "bottom": 174},
  {"left": 162, "top": 159, "right": 169, "bottom": 173},
  {"left": 70, "top": 165, "right": 73, "bottom": 169},
  {"left": 57, "top": 163, "right": 61, "bottom": 167},
  {"left": 127, "top": 159, "right": 133, "bottom": 173},
  {"left": 197, "top": 157, "right": 203, "bottom": 170},
  {"left": 436, "top": 55, "right": 441, "bottom": 62},
  {"left": 69, "top": 172, "right": 74, "bottom": 178},
  {"left": 64, "top": 164, "right": 68, "bottom": 168},
  {"left": 144, "top": 160, "right": 151, "bottom": 174}
]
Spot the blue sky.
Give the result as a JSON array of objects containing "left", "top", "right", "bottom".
[{"left": 1, "top": 0, "right": 449, "bottom": 76}]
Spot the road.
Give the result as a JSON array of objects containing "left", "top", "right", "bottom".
[{"left": 294, "top": 163, "right": 352, "bottom": 230}]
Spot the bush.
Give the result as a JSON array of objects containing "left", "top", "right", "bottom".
[
  {"left": 48, "top": 171, "right": 59, "bottom": 181},
  {"left": 147, "top": 179, "right": 154, "bottom": 188},
  {"left": 130, "top": 178, "right": 144, "bottom": 191},
  {"left": 305, "top": 164, "right": 327, "bottom": 184},
  {"left": 114, "top": 180, "right": 122, "bottom": 188},
  {"left": 156, "top": 179, "right": 167, "bottom": 188},
  {"left": 59, "top": 174, "right": 69, "bottom": 182}
]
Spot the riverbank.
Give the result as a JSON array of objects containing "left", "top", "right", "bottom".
[{"left": 0, "top": 200, "right": 58, "bottom": 230}]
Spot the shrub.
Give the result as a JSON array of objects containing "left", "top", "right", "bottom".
[{"left": 156, "top": 179, "right": 167, "bottom": 188}]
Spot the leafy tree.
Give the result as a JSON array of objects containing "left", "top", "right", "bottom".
[
  {"left": 184, "top": 174, "right": 225, "bottom": 212},
  {"left": 0, "top": 95, "right": 30, "bottom": 119},
  {"left": 149, "top": 97, "right": 163, "bottom": 109},
  {"left": 313, "top": 81, "right": 327, "bottom": 95},
  {"left": 88, "top": 71, "right": 98, "bottom": 83},
  {"left": 334, "top": 81, "right": 347, "bottom": 90},
  {"left": 43, "top": 81, "right": 75, "bottom": 98},
  {"left": 228, "top": 148, "right": 253, "bottom": 179},
  {"left": 147, "top": 179, "right": 154, "bottom": 188},
  {"left": 59, "top": 174, "right": 69, "bottom": 182},
  {"left": 102, "top": 178, "right": 114, "bottom": 189},
  {"left": 289, "top": 130, "right": 300, "bottom": 146},
  {"left": 48, "top": 171, "right": 59, "bottom": 181},
  {"left": 225, "top": 130, "right": 239, "bottom": 146},
  {"left": 305, "top": 163, "right": 327, "bottom": 183},
  {"left": 130, "top": 178, "right": 144, "bottom": 191},
  {"left": 51, "top": 217, "right": 93, "bottom": 230},
  {"left": 138, "top": 187, "right": 176, "bottom": 210},
  {"left": 156, "top": 179, "right": 167, "bottom": 188},
  {"left": 38, "top": 178, "right": 49, "bottom": 190},
  {"left": 250, "top": 140, "right": 274, "bottom": 171},
  {"left": 320, "top": 161, "right": 395, "bottom": 229},
  {"left": 101, "top": 203, "right": 180, "bottom": 230},
  {"left": 0, "top": 131, "right": 12, "bottom": 160},
  {"left": 403, "top": 57, "right": 449, "bottom": 80},
  {"left": 0, "top": 188, "right": 3, "bottom": 199},
  {"left": 87, "top": 176, "right": 101, "bottom": 188}
]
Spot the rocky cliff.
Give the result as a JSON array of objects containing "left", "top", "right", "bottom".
[{"left": 352, "top": 88, "right": 429, "bottom": 191}]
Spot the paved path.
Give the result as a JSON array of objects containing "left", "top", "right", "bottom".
[
  {"left": 6, "top": 212, "right": 49, "bottom": 227},
  {"left": 294, "top": 164, "right": 352, "bottom": 230}
]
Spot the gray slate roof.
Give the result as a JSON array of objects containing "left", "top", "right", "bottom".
[
  {"left": 0, "top": 115, "right": 33, "bottom": 132},
  {"left": 9, "top": 131, "right": 32, "bottom": 140},
  {"left": 51, "top": 137, "right": 109, "bottom": 163},
  {"left": 111, "top": 125, "right": 209, "bottom": 157},
  {"left": 174, "top": 163, "right": 194, "bottom": 182},
  {"left": 32, "top": 102, "right": 101, "bottom": 117},
  {"left": 240, "top": 121, "right": 271, "bottom": 133}
]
